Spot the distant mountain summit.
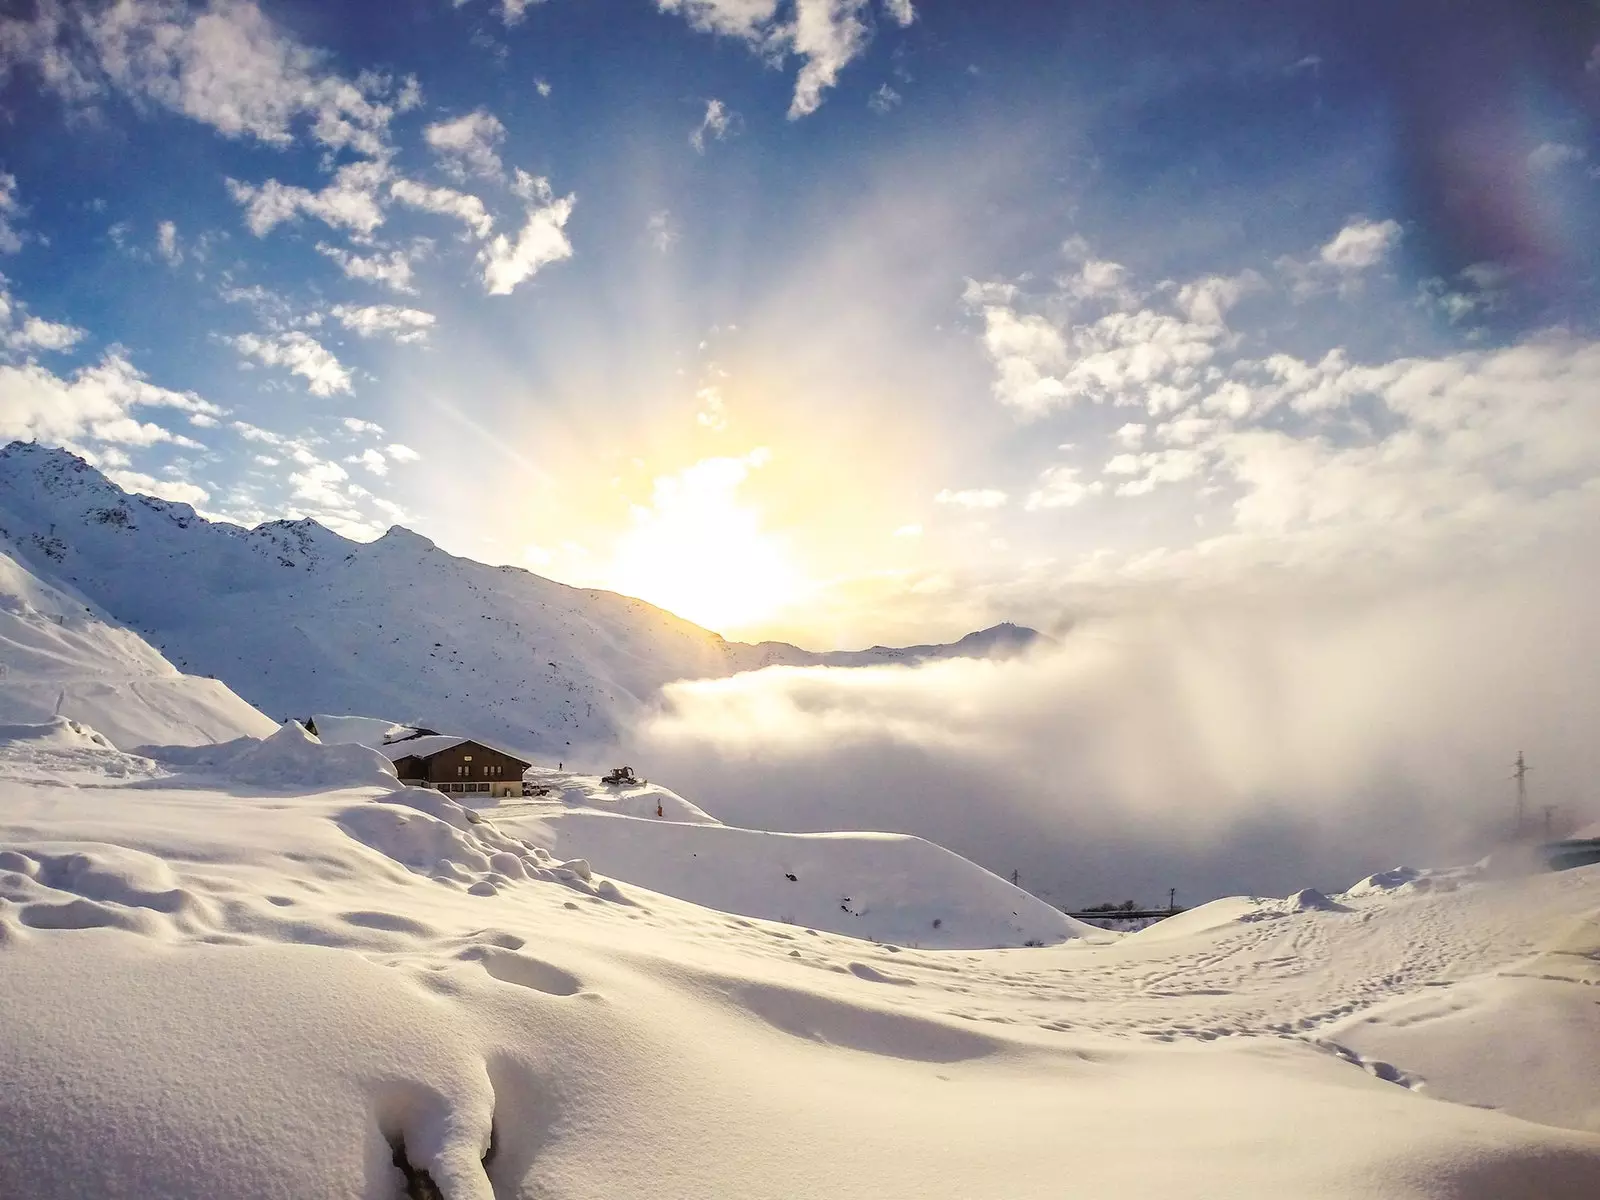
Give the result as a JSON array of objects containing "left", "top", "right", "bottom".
[{"left": 0, "top": 441, "right": 1043, "bottom": 755}]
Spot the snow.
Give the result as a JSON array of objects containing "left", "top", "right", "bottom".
[
  {"left": 309, "top": 712, "right": 421, "bottom": 745},
  {"left": 2, "top": 443, "right": 1599, "bottom": 1195},
  {"left": 0, "top": 443, "right": 1039, "bottom": 756},
  {"left": 1, "top": 723, "right": 1598, "bottom": 1198},
  {"left": 496, "top": 806, "right": 1098, "bottom": 949},
  {"left": 0, "top": 541, "right": 277, "bottom": 747},
  {"left": 377, "top": 733, "right": 473, "bottom": 761}
]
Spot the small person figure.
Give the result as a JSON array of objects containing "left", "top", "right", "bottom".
[{"left": 656, "top": 801, "right": 664, "bottom": 818}]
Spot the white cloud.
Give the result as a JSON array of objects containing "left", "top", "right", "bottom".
[
  {"left": 647, "top": 210, "right": 678, "bottom": 253},
  {"left": 1527, "top": 142, "right": 1584, "bottom": 174},
  {"left": 690, "top": 98, "right": 733, "bottom": 152},
  {"left": 315, "top": 243, "right": 418, "bottom": 294},
  {"left": 1175, "top": 270, "right": 1263, "bottom": 326},
  {"left": 534, "top": 77, "right": 551, "bottom": 97},
  {"left": 479, "top": 173, "right": 575, "bottom": 295},
  {"left": 4, "top": 0, "right": 406, "bottom": 156},
  {"left": 389, "top": 179, "right": 493, "bottom": 238},
  {"left": 935, "top": 487, "right": 1008, "bottom": 509},
  {"left": 0, "top": 351, "right": 220, "bottom": 448},
  {"left": 867, "top": 83, "right": 900, "bottom": 114},
  {"left": 655, "top": 0, "right": 782, "bottom": 41},
  {"left": 788, "top": 0, "right": 872, "bottom": 118},
  {"left": 102, "top": 468, "right": 210, "bottom": 507},
  {"left": 967, "top": 285, "right": 1224, "bottom": 417},
  {"left": 5, "top": 314, "right": 84, "bottom": 353},
  {"left": 424, "top": 108, "right": 507, "bottom": 178},
  {"left": 455, "top": 0, "right": 544, "bottom": 25},
  {"left": 155, "top": 218, "right": 181, "bottom": 265},
  {"left": 348, "top": 447, "right": 388, "bottom": 475},
  {"left": 288, "top": 458, "right": 349, "bottom": 506},
  {"left": 330, "top": 303, "right": 435, "bottom": 344},
  {"left": 386, "top": 442, "right": 420, "bottom": 462},
  {"left": 228, "top": 159, "right": 390, "bottom": 238},
  {"left": 229, "top": 330, "right": 352, "bottom": 395},
  {"left": 0, "top": 280, "right": 84, "bottom": 355},
  {"left": 1025, "top": 466, "right": 1102, "bottom": 510},
  {"left": 342, "top": 417, "right": 383, "bottom": 434},
  {"left": 1101, "top": 447, "right": 1204, "bottom": 497},
  {"left": 893, "top": 523, "right": 922, "bottom": 537},
  {"left": 656, "top": 0, "right": 907, "bottom": 118},
  {"left": 1317, "top": 218, "right": 1401, "bottom": 271},
  {"left": 0, "top": 174, "right": 22, "bottom": 253},
  {"left": 0, "top": 282, "right": 85, "bottom": 355},
  {"left": 695, "top": 384, "right": 727, "bottom": 431}
]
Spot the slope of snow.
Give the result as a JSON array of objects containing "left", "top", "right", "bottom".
[
  {"left": 0, "top": 540, "right": 276, "bottom": 747},
  {"left": 0, "top": 443, "right": 1040, "bottom": 757},
  {"left": 1, "top": 734, "right": 1598, "bottom": 1198},
  {"left": 496, "top": 806, "right": 1095, "bottom": 949}
]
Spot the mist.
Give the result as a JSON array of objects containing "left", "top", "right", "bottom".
[{"left": 631, "top": 553, "right": 1600, "bottom": 908}]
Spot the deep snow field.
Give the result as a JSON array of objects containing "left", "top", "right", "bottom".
[{"left": 1, "top": 714, "right": 1598, "bottom": 1199}]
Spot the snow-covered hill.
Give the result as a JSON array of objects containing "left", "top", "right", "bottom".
[
  {"left": 0, "top": 442, "right": 1040, "bottom": 757},
  {"left": 3, "top": 723, "right": 1598, "bottom": 1198},
  {"left": 0, "top": 540, "right": 274, "bottom": 748}
]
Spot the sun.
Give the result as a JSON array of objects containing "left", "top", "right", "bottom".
[{"left": 604, "top": 450, "right": 806, "bottom": 635}]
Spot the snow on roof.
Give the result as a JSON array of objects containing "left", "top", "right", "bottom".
[
  {"left": 379, "top": 735, "right": 532, "bottom": 766},
  {"left": 379, "top": 735, "right": 467, "bottom": 761},
  {"left": 309, "top": 714, "right": 417, "bottom": 748}
]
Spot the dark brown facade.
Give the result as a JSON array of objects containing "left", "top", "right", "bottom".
[{"left": 391, "top": 740, "right": 531, "bottom": 798}]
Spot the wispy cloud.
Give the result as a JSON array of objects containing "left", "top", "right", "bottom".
[
  {"left": 1, "top": 0, "right": 408, "bottom": 156},
  {"left": 690, "top": 98, "right": 733, "bottom": 152},
  {"left": 656, "top": 0, "right": 915, "bottom": 118},
  {"left": 390, "top": 179, "right": 494, "bottom": 238},
  {"left": 478, "top": 171, "right": 574, "bottom": 294},
  {"left": 424, "top": 108, "right": 507, "bottom": 178},
  {"left": 228, "top": 330, "right": 352, "bottom": 396},
  {"left": 228, "top": 160, "right": 391, "bottom": 238},
  {"left": 330, "top": 303, "right": 436, "bottom": 344}
]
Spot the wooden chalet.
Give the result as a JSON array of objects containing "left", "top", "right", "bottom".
[{"left": 382, "top": 735, "right": 532, "bottom": 799}]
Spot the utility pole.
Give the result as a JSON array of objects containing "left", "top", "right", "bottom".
[
  {"left": 1512, "top": 751, "right": 1531, "bottom": 836},
  {"left": 1168, "top": 887, "right": 1177, "bottom": 912}
]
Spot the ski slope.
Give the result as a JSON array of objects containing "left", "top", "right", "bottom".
[{"left": 0, "top": 722, "right": 1597, "bottom": 1198}]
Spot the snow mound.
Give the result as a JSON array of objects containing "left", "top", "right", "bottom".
[
  {"left": 142, "top": 722, "right": 399, "bottom": 791},
  {"left": 0, "top": 717, "right": 159, "bottom": 783},
  {"left": 0, "top": 716, "right": 118, "bottom": 751},
  {"left": 494, "top": 809, "right": 1095, "bottom": 949},
  {"left": 1125, "top": 896, "right": 1269, "bottom": 942},
  {"left": 519, "top": 767, "right": 720, "bottom": 824},
  {"left": 338, "top": 789, "right": 620, "bottom": 900},
  {"left": 1344, "top": 865, "right": 1481, "bottom": 897},
  {"left": 1288, "top": 887, "right": 1349, "bottom": 913}
]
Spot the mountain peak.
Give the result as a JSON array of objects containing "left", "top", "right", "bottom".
[{"left": 376, "top": 525, "right": 437, "bottom": 551}]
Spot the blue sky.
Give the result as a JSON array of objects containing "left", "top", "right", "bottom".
[{"left": 1, "top": 0, "right": 1598, "bottom": 644}]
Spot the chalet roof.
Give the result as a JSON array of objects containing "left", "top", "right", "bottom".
[{"left": 380, "top": 736, "right": 532, "bottom": 768}]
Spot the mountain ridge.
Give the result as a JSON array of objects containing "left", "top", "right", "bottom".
[{"left": 0, "top": 441, "right": 1043, "bottom": 755}]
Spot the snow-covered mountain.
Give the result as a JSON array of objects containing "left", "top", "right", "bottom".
[
  {"left": 0, "top": 442, "right": 1040, "bottom": 756},
  {"left": 0, "top": 538, "right": 275, "bottom": 748}
]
